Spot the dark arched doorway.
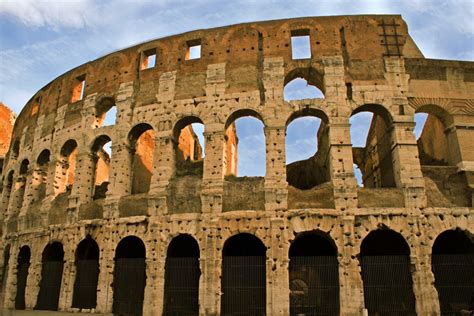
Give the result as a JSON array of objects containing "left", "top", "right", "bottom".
[
  {"left": 36, "top": 242, "right": 64, "bottom": 311},
  {"left": 15, "top": 246, "right": 30, "bottom": 310},
  {"left": 113, "top": 236, "right": 146, "bottom": 316},
  {"left": 221, "top": 233, "right": 266, "bottom": 315},
  {"left": 72, "top": 236, "right": 100, "bottom": 309},
  {"left": 163, "top": 234, "right": 200, "bottom": 315},
  {"left": 360, "top": 230, "right": 416, "bottom": 315},
  {"left": 432, "top": 230, "right": 474, "bottom": 314},
  {"left": 289, "top": 232, "right": 339, "bottom": 315}
]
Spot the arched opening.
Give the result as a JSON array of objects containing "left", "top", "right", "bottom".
[
  {"left": 286, "top": 109, "right": 330, "bottom": 190},
  {"left": 11, "top": 139, "right": 20, "bottom": 160},
  {"left": 91, "top": 135, "right": 112, "bottom": 200},
  {"left": 350, "top": 105, "right": 396, "bottom": 188},
  {"left": 113, "top": 236, "right": 146, "bottom": 316},
  {"left": 55, "top": 140, "right": 78, "bottom": 195},
  {"left": 36, "top": 242, "right": 64, "bottom": 311},
  {"left": 163, "top": 234, "right": 200, "bottom": 315},
  {"left": 14, "top": 159, "right": 29, "bottom": 212},
  {"left": 15, "top": 246, "right": 30, "bottom": 310},
  {"left": 432, "top": 230, "right": 474, "bottom": 314},
  {"left": 221, "top": 233, "right": 266, "bottom": 315},
  {"left": 360, "top": 230, "right": 416, "bottom": 315},
  {"left": 72, "top": 236, "right": 100, "bottom": 309},
  {"left": 35, "top": 150, "right": 50, "bottom": 202},
  {"left": 129, "top": 124, "right": 154, "bottom": 194},
  {"left": 173, "top": 117, "right": 205, "bottom": 176},
  {"left": 94, "top": 97, "right": 116, "bottom": 128},
  {"left": 3, "top": 170, "right": 14, "bottom": 215},
  {"left": 284, "top": 67, "right": 325, "bottom": 102},
  {"left": 289, "top": 232, "right": 339, "bottom": 315},
  {"left": 224, "top": 110, "right": 265, "bottom": 177}
]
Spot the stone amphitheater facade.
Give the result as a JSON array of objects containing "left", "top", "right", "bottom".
[{"left": 0, "top": 15, "right": 473, "bottom": 316}]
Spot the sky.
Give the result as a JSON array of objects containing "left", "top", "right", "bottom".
[{"left": 0, "top": 0, "right": 473, "bottom": 178}]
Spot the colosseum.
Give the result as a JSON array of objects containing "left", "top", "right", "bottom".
[{"left": 0, "top": 15, "right": 473, "bottom": 316}]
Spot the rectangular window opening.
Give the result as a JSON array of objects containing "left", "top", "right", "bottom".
[
  {"left": 186, "top": 39, "right": 201, "bottom": 60},
  {"left": 291, "top": 29, "right": 311, "bottom": 60},
  {"left": 31, "top": 96, "right": 41, "bottom": 116},
  {"left": 141, "top": 49, "right": 156, "bottom": 70},
  {"left": 71, "top": 75, "right": 86, "bottom": 103}
]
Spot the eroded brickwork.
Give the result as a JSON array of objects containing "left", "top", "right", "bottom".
[{"left": 0, "top": 15, "right": 473, "bottom": 316}]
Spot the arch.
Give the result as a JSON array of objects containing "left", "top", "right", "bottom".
[
  {"left": 1, "top": 245, "right": 11, "bottom": 305},
  {"left": 56, "top": 140, "right": 78, "bottom": 194},
  {"left": 128, "top": 124, "right": 154, "bottom": 194},
  {"left": 11, "top": 139, "right": 20, "bottom": 159},
  {"left": 286, "top": 109, "right": 330, "bottom": 190},
  {"left": 72, "top": 236, "right": 100, "bottom": 309},
  {"left": 173, "top": 116, "right": 205, "bottom": 176},
  {"left": 431, "top": 229, "right": 474, "bottom": 314},
  {"left": 221, "top": 233, "right": 266, "bottom": 315},
  {"left": 113, "top": 236, "right": 146, "bottom": 316},
  {"left": 350, "top": 104, "right": 396, "bottom": 188},
  {"left": 289, "top": 231, "right": 339, "bottom": 315},
  {"left": 15, "top": 246, "right": 30, "bottom": 310},
  {"left": 359, "top": 229, "right": 416, "bottom": 315},
  {"left": 91, "top": 135, "right": 112, "bottom": 199},
  {"left": 163, "top": 234, "right": 200, "bottom": 315},
  {"left": 284, "top": 67, "right": 325, "bottom": 94},
  {"left": 224, "top": 109, "right": 266, "bottom": 177},
  {"left": 36, "top": 242, "right": 64, "bottom": 311},
  {"left": 415, "top": 104, "right": 455, "bottom": 166},
  {"left": 94, "top": 96, "right": 116, "bottom": 127},
  {"left": 36, "top": 149, "right": 51, "bottom": 165},
  {"left": 19, "top": 159, "right": 29, "bottom": 175},
  {"left": 34, "top": 150, "right": 50, "bottom": 202}
]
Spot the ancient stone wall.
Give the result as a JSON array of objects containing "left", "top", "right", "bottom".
[{"left": 0, "top": 15, "right": 473, "bottom": 316}]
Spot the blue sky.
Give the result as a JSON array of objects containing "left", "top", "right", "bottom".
[{"left": 0, "top": 0, "right": 473, "bottom": 178}]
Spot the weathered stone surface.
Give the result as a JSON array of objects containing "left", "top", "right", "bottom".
[{"left": 0, "top": 15, "right": 473, "bottom": 316}]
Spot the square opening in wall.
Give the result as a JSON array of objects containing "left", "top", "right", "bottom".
[
  {"left": 71, "top": 75, "right": 86, "bottom": 103},
  {"left": 141, "top": 49, "right": 156, "bottom": 70},
  {"left": 31, "top": 96, "right": 41, "bottom": 116},
  {"left": 186, "top": 39, "right": 201, "bottom": 60},
  {"left": 291, "top": 29, "right": 311, "bottom": 60}
]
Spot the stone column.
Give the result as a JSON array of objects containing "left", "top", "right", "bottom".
[
  {"left": 264, "top": 125, "right": 288, "bottom": 212},
  {"left": 200, "top": 223, "right": 220, "bottom": 315},
  {"left": 70, "top": 152, "right": 97, "bottom": 205},
  {"left": 24, "top": 248, "right": 42, "bottom": 309},
  {"left": 2, "top": 244, "right": 17, "bottom": 309},
  {"left": 19, "top": 168, "right": 35, "bottom": 212},
  {"left": 45, "top": 157, "right": 59, "bottom": 199},
  {"left": 95, "top": 232, "right": 114, "bottom": 313},
  {"left": 328, "top": 118, "right": 358, "bottom": 210},
  {"left": 339, "top": 216, "right": 365, "bottom": 315},
  {"left": 410, "top": 253, "right": 440, "bottom": 315},
  {"left": 58, "top": 246, "right": 75, "bottom": 311},
  {"left": 201, "top": 124, "right": 225, "bottom": 214},
  {"left": 391, "top": 117, "right": 426, "bottom": 208},
  {"left": 143, "top": 256, "right": 163, "bottom": 316},
  {"left": 268, "top": 218, "right": 289, "bottom": 316}
]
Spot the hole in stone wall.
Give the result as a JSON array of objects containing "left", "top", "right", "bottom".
[
  {"left": 224, "top": 110, "right": 265, "bottom": 177},
  {"left": 174, "top": 118, "right": 205, "bottom": 177},
  {"left": 95, "top": 97, "right": 116, "bottom": 128},
  {"left": 141, "top": 49, "right": 156, "bottom": 70},
  {"left": 350, "top": 106, "right": 395, "bottom": 188},
  {"left": 291, "top": 29, "right": 311, "bottom": 60},
  {"left": 414, "top": 111, "right": 449, "bottom": 166},
  {"left": 34, "top": 150, "right": 50, "bottom": 202},
  {"left": 56, "top": 140, "right": 78, "bottom": 195},
  {"left": 129, "top": 124, "right": 154, "bottom": 194},
  {"left": 286, "top": 112, "right": 329, "bottom": 190},
  {"left": 71, "top": 75, "right": 86, "bottom": 103},
  {"left": 92, "top": 136, "right": 112, "bottom": 200},
  {"left": 186, "top": 39, "right": 201, "bottom": 60}
]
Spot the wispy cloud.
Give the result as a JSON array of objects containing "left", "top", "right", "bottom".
[{"left": 0, "top": 0, "right": 92, "bottom": 29}]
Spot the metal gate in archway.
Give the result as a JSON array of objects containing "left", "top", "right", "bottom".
[
  {"left": 113, "top": 258, "right": 146, "bottom": 316},
  {"left": 221, "top": 256, "right": 266, "bottom": 316},
  {"left": 35, "top": 261, "right": 64, "bottom": 311},
  {"left": 290, "top": 256, "right": 339, "bottom": 316}
]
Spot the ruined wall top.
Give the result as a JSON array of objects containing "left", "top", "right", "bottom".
[{"left": 0, "top": 103, "right": 15, "bottom": 160}]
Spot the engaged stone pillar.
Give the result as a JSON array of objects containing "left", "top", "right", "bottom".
[
  {"left": 201, "top": 125, "right": 225, "bottom": 214},
  {"left": 68, "top": 152, "right": 98, "bottom": 220},
  {"left": 2, "top": 244, "right": 17, "bottom": 309},
  {"left": 391, "top": 118, "right": 426, "bottom": 207},
  {"left": 269, "top": 218, "right": 289, "bottom": 315},
  {"left": 339, "top": 216, "right": 365, "bottom": 315},
  {"left": 328, "top": 118, "right": 358, "bottom": 210},
  {"left": 411, "top": 253, "right": 440, "bottom": 315},
  {"left": 25, "top": 250, "right": 42, "bottom": 309},
  {"left": 264, "top": 125, "right": 287, "bottom": 212},
  {"left": 58, "top": 247, "right": 75, "bottom": 311},
  {"left": 200, "top": 224, "right": 219, "bottom": 315},
  {"left": 96, "top": 235, "right": 114, "bottom": 313},
  {"left": 19, "top": 168, "right": 35, "bottom": 213}
]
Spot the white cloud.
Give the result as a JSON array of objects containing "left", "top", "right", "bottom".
[{"left": 0, "top": 0, "right": 92, "bottom": 29}]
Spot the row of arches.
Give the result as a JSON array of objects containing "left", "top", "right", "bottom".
[
  {"left": 3, "top": 101, "right": 456, "bottom": 209},
  {"left": 7, "top": 229, "right": 473, "bottom": 315}
]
